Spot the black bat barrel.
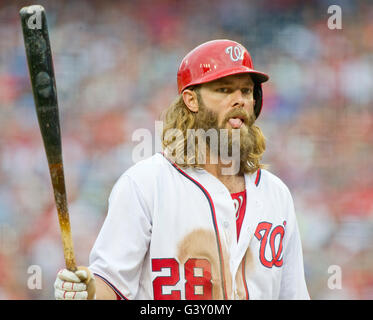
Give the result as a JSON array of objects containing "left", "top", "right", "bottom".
[{"left": 20, "top": 5, "right": 62, "bottom": 165}]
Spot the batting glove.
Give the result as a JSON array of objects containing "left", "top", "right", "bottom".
[{"left": 54, "top": 266, "right": 96, "bottom": 300}]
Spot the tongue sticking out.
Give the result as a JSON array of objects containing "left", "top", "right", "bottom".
[{"left": 228, "top": 118, "right": 243, "bottom": 128}]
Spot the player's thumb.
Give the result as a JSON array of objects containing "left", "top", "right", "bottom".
[{"left": 76, "top": 266, "right": 96, "bottom": 300}]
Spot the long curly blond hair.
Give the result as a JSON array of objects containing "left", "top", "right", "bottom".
[{"left": 161, "top": 90, "right": 267, "bottom": 175}]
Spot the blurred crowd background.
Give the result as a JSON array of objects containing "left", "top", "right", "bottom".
[{"left": 0, "top": 0, "right": 372, "bottom": 299}]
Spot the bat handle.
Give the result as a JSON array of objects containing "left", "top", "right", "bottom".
[
  {"left": 62, "top": 234, "right": 77, "bottom": 272},
  {"left": 57, "top": 209, "right": 77, "bottom": 272},
  {"left": 49, "top": 163, "right": 77, "bottom": 273},
  {"left": 57, "top": 216, "right": 77, "bottom": 272}
]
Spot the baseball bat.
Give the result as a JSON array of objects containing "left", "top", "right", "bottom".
[{"left": 20, "top": 5, "right": 77, "bottom": 272}]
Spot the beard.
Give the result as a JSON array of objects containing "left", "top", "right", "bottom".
[{"left": 192, "top": 102, "right": 257, "bottom": 175}]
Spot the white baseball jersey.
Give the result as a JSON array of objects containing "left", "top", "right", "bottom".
[{"left": 89, "top": 153, "right": 310, "bottom": 300}]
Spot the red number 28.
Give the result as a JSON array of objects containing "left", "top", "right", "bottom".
[{"left": 152, "top": 258, "right": 212, "bottom": 300}]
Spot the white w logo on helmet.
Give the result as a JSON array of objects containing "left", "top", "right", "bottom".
[{"left": 225, "top": 45, "right": 244, "bottom": 62}]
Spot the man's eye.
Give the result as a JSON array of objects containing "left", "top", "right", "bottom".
[
  {"left": 217, "top": 88, "right": 230, "bottom": 93},
  {"left": 242, "top": 88, "right": 252, "bottom": 94}
]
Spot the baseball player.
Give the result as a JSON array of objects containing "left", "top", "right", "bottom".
[{"left": 54, "top": 39, "right": 310, "bottom": 300}]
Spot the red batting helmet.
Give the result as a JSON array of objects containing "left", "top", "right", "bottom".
[{"left": 177, "top": 39, "right": 269, "bottom": 118}]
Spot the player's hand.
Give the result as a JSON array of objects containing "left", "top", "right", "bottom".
[{"left": 54, "top": 266, "right": 96, "bottom": 300}]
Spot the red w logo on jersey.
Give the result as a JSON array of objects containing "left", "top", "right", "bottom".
[{"left": 254, "top": 221, "right": 286, "bottom": 268}]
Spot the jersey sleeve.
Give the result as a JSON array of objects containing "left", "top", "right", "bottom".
[
  {"left": 279, "top": 192, "right": 310, "bottom": 300},
  {"left": 88, "top": 174, "right": 152, "bottom": 300}
]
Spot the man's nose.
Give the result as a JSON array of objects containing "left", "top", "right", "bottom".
[{"left": 231, "top": 89, "right": 245, "bottom": 108}]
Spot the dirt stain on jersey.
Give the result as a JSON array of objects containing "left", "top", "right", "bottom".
[{"left": 177, "top": 228, "right": 232, "bottom": 300}]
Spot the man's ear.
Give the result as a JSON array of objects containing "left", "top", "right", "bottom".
[{"left": 182, "top": 89, "right": 199, "bottom": 113}]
